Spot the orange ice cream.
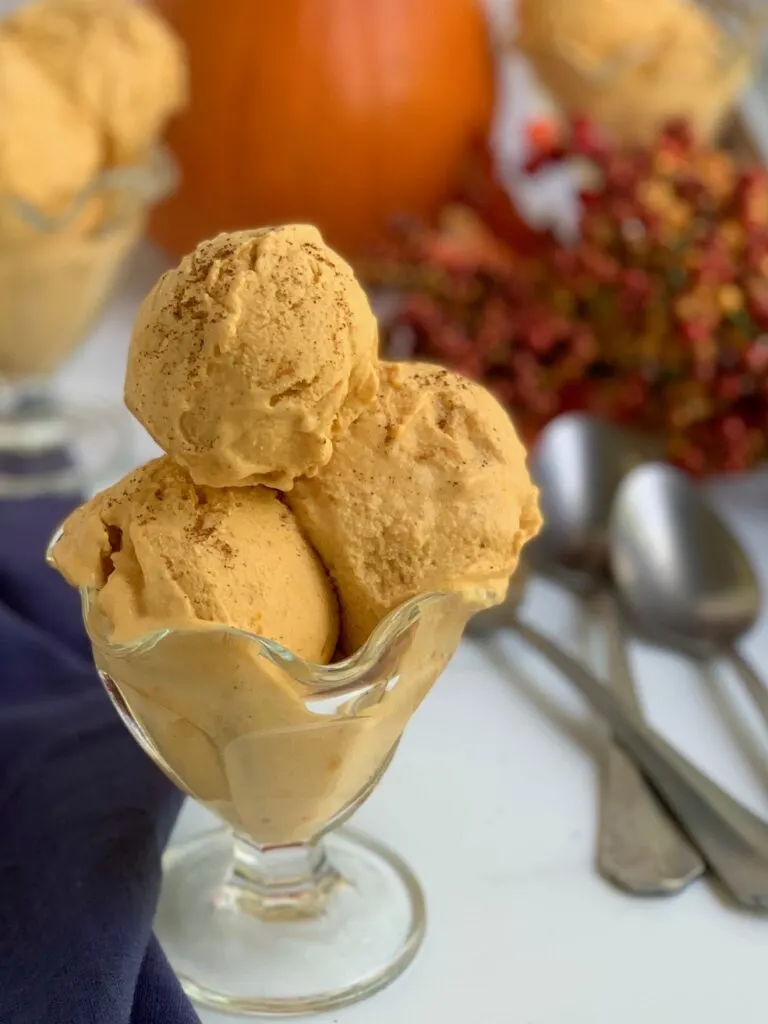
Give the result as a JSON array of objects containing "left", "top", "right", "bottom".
[
  {"left": 49, "top": 227, "right": 543, "bottom": 847},
  {"left": 288, "top": 361, "right": 541, "bottom": 653},
  {"left": 50, "top": 455, "right": 339, "bottom": 661},
  {"left": 125, "top": 226, "right": 380, "bottom": 490},
  {"left": 516, "top": 0, "right": 753, "bottom": 143},
  {"left": 0, "top": 31, "right": 99, "bottom": 212},
  {"left": 4, "top": 0, "right": 187, "bottom": 166},
  {"left": 49, "top": 456, "right": 467, "bottom": 847},
  {"left": 0, "top": 0, "right": 186, "bottom": 380}
]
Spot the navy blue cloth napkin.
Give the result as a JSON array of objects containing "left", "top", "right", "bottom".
[{"left": 0, "top": 494, "right": 200, "bottom": 1024}]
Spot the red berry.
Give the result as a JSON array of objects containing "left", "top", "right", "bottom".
[
  {"left": 747, "top": 279, "right": 768, "bottom": 328},
  {"left": 569, "top": 115, "right": 610, "bottom": 159},
  {"left": 675, "top": 174, "right": 707, "bottom": 205},
  {"left": 604, "top": 156, "right": 639, "bottom": 193},
  {"left": 526, "top": 117, "right": 560, "bottom": 151},
  {"left": 691, "top": 241, "right": 734, "bottom": 285},
  {"left": 523, "top": 146, "right": 568, "bottom": 175},
  {"left": 680, "top": 320, "right": 713, "bottom": 347},
  {"left": 661, "top": 119, "right": 696, "bottom": 152},
  {"left": 746, "top": 337, "right": 768, "bottom": 373},
  {"left": 571, "top": 326, "right": 598, "bottom": 362},
  {"left": 558, "top": 378, "right": 597, "bottom": 411},
  {"left": 715, "top": 374, "right": 744, "bottom": 402},
  {"left": 552, "top": 247, "right": 580, "bottom": 277},
  {"left": 721, "top": 415, "right": 748, "bottom": 442},
  {"left": 578, "top": 189, "right": 602, "bottom": 209},
  {"left": 426, "top": 325, "right": 472, "bottom": 362},
  {"left": 673, "top": 443, "right": 707, "bottom": 475},
  {"left": 579, "top": 246, "right": 619, "bottom": 284},
  {"left": 454, "top": 356, "right": 484, "bottom": 380}
]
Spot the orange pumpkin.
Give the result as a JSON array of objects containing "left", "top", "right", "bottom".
[{"left": 151, "top": 0, "right": 495, "bottom": 259}]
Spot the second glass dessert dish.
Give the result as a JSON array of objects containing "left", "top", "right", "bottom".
[
  {"left": 80, "top": 582, "right": 471, "bottom": 1016},
  {"left": 0, "top": 150, "right": 175, "bottom": 497},
  {"left": 516, "top": 0, "right": 768, "bottom": 144},
  {"left": 0, "top": 0, "right": 187, "bottom": 497}
]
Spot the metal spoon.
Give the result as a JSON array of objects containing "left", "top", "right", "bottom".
[
  {"left": 469, "top": 580, "right": 768, "bottom": 909},
  {"left": 530, "top": 413, "right": 704, "bottom": 894},
  {"left": 508, "top": 618, "right": 768, "bottom": 909},
  {"left": 610, "top": 463, "right": 768, "bottom": 730}
]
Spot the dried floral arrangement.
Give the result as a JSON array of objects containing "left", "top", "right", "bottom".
[{"left": 363, "top": 119, "right": 768, "bottom": 475}]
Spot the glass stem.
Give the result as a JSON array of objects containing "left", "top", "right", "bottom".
[
  {"left": 0, "top": 375, "right": 63, "bottom": 452},
  {"left": 0, "top": 375, "right": 53, "bottom": 413},
  {"left": 219, "top": 834, "right": 342, "bottom": 921}
]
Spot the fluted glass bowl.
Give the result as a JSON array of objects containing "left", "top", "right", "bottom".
[
  {"left": 518, "top": 0, "right": 768, "bottom": 144},
  {"left": 0, "top": 149, "right": 175, "bottom": 498},
  {"left": 74, "top": 575, "right": 475, "bottom": 1016}
]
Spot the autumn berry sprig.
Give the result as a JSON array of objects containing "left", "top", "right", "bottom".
[{"left": 362, "top": 121, "right": 768, "bottom": 475}]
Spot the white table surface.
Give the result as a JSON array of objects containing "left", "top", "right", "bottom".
[{"left": 54, "top": 240, "right": 768, "bottom": 1024}]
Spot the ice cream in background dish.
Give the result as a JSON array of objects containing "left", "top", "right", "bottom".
[
  {"left": 3, "top": 0, "right": 187, "bottom": 171},
  {"left": 51, "top": 455, "right": 339, "bottom": 662},
  {"left": 0, "top": 0, "right": 186, "bottom": 387},
  {"left": 516, "top": 0, "right": 753, "bottom": 144},
  {"left": 288, "top": 361, "right": 542, "bottom": 653},
  {"left": 0, "top": 32, "right": 99, "bottom": 214},
  {"left": 125, "top": 225, "right": 380, "bottom": 490}
]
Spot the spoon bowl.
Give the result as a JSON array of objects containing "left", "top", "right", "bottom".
[
  {"left": 531, "top": 412, "right": 643, "bottom": 573},
  {"left": 610, "top": 463, "right": 761, "bottom": 653},
  {"left": 610, "top": 462, "right": 768, "bottom": 730}
]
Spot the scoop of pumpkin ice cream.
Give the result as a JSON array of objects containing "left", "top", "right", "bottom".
[
  {"left": 4, "top": 0, "right": 187, "bottom": 165},
  {"left": 125, "top": 226, "right": 380, "bottom": 490},
  {"left": 287, "top": 361, "right": 541, "bottom": 653},
  {"left": 49, "top": 455, "right": 339, "bottom": 661},
  {"left": 0, "top": 31, "right": 100, "bottom": 211},
  {"left": 516, "top": 0, "right": 751, "bottom": 143},
  {"left": 518, "top": 0, "right": 695, "bottom": 70}
]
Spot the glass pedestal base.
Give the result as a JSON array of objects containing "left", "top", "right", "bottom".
[
  {"left": 155, "top": 826, "right": 426, "bottom": 1017},
  {"left": 0, "top": 386, "right": 127, "bottom": 497}
]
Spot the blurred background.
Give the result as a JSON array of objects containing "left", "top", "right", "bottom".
[{"left": 3, "top": 0, "right": 768, "bottom": 489}]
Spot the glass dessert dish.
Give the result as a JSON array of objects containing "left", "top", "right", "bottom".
[
  {"left": 517, "top": 0, "right": 768, "bottom": 144},
  {"left": 0, "top": 148, "right": 175, "bottom": 498},
  {"left": 74, "top": 574, "right": 473, "bottom": 1016}
]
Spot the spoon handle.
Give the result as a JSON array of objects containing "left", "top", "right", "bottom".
[
  {"left": 595, "top": 595, "right": 705, "bottom": 894},
  {"left": 726, "top": 648, "right": 768, "bottom": 731},
  {"left": 511, "top": 619, "right": 768, "bottom": 910}
]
